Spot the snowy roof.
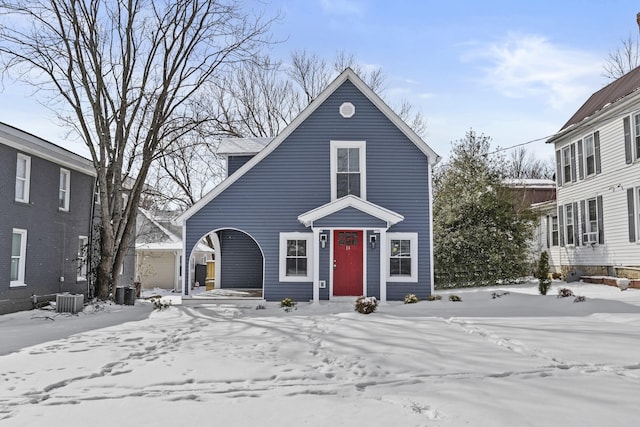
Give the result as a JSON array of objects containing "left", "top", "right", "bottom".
[
  {"left": 216, "top": 137, "right": 273, "bottom": 156},
  {"left": 503, "top": 178, "right": 556, "bottom": 189}
]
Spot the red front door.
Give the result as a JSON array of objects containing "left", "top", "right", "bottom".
[{"left": 333, "top": 230, "right": 363, "bottom": 296}]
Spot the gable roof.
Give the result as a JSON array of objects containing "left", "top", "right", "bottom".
[
  {"left": 176, "top": 68, "right": 440, "bottom": 225},
  {"left": 297, "top": 195, "right": 404, "bottom": 228},
  {"left": 548, "top": 66, "right": 640, "bottom": 143}
]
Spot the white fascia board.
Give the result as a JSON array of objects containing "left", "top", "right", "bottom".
[
  {"left": 138, "top": 207, "right": 181, "bottom": 243},
  {"left": 297, "top": 195, "right": 404, "bottom": 227},
  {"left": 0, "top": 122, "right": 96, "bottom": 177},
  {"left": 175, "top": 68, "right": 438, "bottom": 225}
]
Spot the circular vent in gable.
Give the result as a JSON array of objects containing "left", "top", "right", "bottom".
[{"left": 339, "top": 102, "right": 355, "bottom": 118}]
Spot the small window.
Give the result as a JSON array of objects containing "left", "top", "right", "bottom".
[
  {"left": 331, "top": 141, "right": 366, "bottom": 201},
  {"left": 59, "top": 168, "right": 70, "bottom": 211},
  {"left": 584, "top": 134, "right": 595, "bottom": 176},
  {"left": 77, "top": 236, "right": 88, "bottom": 281},
  {"left": 551, "top": 215, "right": 559, "bottom": 246},
  {"left": 562, "top": 146, "right": 571, "bottom": 184},
  {"left": 565, "top": 204, "right": 574, "bottom": 245},
  {"left": 10, "top": 228, "right": 27, "bottom": 287},
  {"left": 587, "top": 198, "right": 598, "bottom": 234},
  {"left": 387, "top": 232, "right": 418, "bottom": 282},
  {"left": 634, "top": 113, "right": 640, "bottom": 160},
  {"left": 279, "top": 232, "right": 313, "bottom": 282},
  {"left": 15, "top": 154, "right": 31, "bottom": 203}
]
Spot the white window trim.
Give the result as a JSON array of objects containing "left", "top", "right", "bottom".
[
  {"left": 583, "top": 134, "right": 596, "bottom": 177},
  {"left": 386, "top": 232, "right": 418, "bottom": 283},
  {"left": 77, "top": 235, "right": 88, "bottom": 282},
  {"left": 561, "top": 145, "right": 572, "bottom": 185},
  {"left": 330, "top": 140, "right": 366, "bottom": 201},
  {"left": 565, "top": 204, "right": 575, "bottom": 246},
  {"left": 15, "top": 153, "right": 31, "bottom": 203},
  {"left": 551, "top": 215, "right": 559, "bottom": 247},
  {"left": 279, "top": 232, "right": 313, "bottom": 282},
  {"left": 10, "top": 228, "right": 28, "bottom": 287},
  {"left": 59, "top": 168, "right": 70, "bottom": 211}
]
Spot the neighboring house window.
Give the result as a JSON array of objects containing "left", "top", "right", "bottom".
[
  {"left": 635, "top": 113, "right": 640, "bottom": 161},
  {"left": 10, "top": 228, "right": 27, "bottom": 287},
  {"left": 15, "top": 154, "right": 31, "bottom": 203},
  {"left": 59, "top": 168, "right": 70, "bottom": 211},
  {"left": 587, "top": 198, "right": 598, "bottom": 235},
  {"left": 551, "top": 215, "right": 559, "bottom": 246},
  {"left": 584, "top": 134, "right": 596, "bottom": 176},
  {"left": 77, "top": 236, "right": 88, "bottom": 281},
  {"left": 565, "top": 204, "right": 574, "bottom": 245},
  {"left": 279, "top": 232, "right": 313, "bottom": 282},
  {"left": 387, "top": 232, "right": 418, "bottom": 283},
  {"left": 330, "top": 141, "right": 366, "bottom": 200},
  {"left": 562, "top": 146, "right": 572, "bottom": 184}
]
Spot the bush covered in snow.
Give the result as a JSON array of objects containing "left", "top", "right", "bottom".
[
  {"left": 149, "top": 296, "right": 171, "bottom": 310},
  {"left": 280, "top": 298, "right": 297, "bottom": 312},
  {"left": 557, "top": 288, "right": 574, "bottom": 298},
  {"left": 574, "top": 296, "right": 586, "bottom": 303},
  {"left": 404, "top": 294, "right": 419, "bottom": 304},
  {"left": 426, "top": 294, "right": 442, "bottom": 301},
  {"left": 354, "top": 296, "right": 378, "bottom": 314},
  {"left": 448, "top": 294, "right": 462, "bottom": 302}
]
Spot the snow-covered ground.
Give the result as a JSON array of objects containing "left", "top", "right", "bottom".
[{"left": 1, "top": 281, "right": 640, "bottom": 426}]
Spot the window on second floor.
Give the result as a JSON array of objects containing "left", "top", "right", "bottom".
[
  {"left": 562, "top": 146, "right": 572, "bottom": 184},
  {"left": 331, "top": 141, "right": 366, "bottom": 200},
  {"left": 59, "top": 168, "right": 70, "bottom": 211},
  {"left": 584, "top": 134, "right": 596, "bottom": 176},
  {"left": 15, "top": 154, "right": 31, "bottom": 203}
]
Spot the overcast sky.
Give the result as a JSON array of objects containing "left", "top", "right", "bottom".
[{"left": 2, "top": 0, "right": 639, "bottom": 163}]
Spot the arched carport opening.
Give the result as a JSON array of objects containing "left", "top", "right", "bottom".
[{"left": 186, "top": 228, "right": 264, "bottom": 297}]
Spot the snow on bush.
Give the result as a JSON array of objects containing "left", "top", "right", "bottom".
[
  {"left": 426, "top": 294, "right": 442, "bottom": 301},
  {"left": 354, "top": 296, "right": 378, "bottom": 314},
  {"left": 149, "top": 296, "right": 171, "bottom": 310},
  {"left": 574, "top": 295, "right": 586, "bottom": 303},
  {"left": 448, "top": 294, "right": 462, "bottom": 302},
  {"left": 404, "top": 294, "right": 419, "bottom": 304},
  {"left": 557, "top": 288, "right": 574, "bottom": 298},
  {"left": 280, "top": 297, "right": 297, "bottom": 312}
]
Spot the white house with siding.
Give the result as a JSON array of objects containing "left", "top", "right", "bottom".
[{"left": 544, "top": 66, "right": 640, "bottom": 279}]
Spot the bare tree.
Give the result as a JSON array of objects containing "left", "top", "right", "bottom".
[
  {"left": 504, "top": 146, "right": 554, "bottom": 179},
  {"left": 0, "top": 0, "right": 273, "bottom": 299},
  {"left": 602, "top": 34, "right": 640, "bottom": 80}
]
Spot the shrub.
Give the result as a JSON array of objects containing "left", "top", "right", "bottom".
[
  {"left": 280, "top": 297, "right": 297, "bottom": 312},
  {"left": 573, "top": 296, "right": 586, "bottom": 303},
  {"left": 536, "top": 252, "right": 552, "bottom": 295},
  {"left": 149, "top": 296, "right": 171, "bottom": 310},
  {"left": 491, "top": 291, "right": 510, "bottom": 299},
  {"left": 426, "top": 294, "right": 442, "bottom": 301},
  {"left": 448, "top": 294, "right": 462, "bottom": 302},
  {"left": 354, "top": 296, "right": 378, "bottom": 314},
  {"left": 557, "top": 288, "right": 574, "bottom": 298},
  {"left": 255, "top": 303, "right": 266, "bottom": 310},
  {"left": 404, "top": 294, "right": 419, "bottom": 304}
]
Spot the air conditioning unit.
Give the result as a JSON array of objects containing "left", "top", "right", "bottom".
[
  {"left": 56, "top": 293, "right": 84, "bottom": 314},
  {"left": 583, "top": 232, "right": 598, "bottom": 245}
]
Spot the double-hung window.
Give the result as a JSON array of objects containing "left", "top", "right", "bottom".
[
  {"left": 279, "top": 232, "right": 313, "bottom": 282},
  {"left": 586, "top": 198, "right": 598, "bottom": 235},
  {"left": 331, "top": 141, "right": 366, "bottom": 200},
  {"left": 77, "top": 236, "right": 88, "bottom": 281},
  {"left": 551, "top": 215, "right": 559, "bottom": 246},
  {"left": 59, "top": 168, "right": 70, "bottom": 211},
  {"left": 562, "top": 146, "right": 572, "bottom": 184},
  {"left": 387, "top": 233, "right": 418, "bottom": 282},
  {"left": 634, "top": 113, "right": 640, "bottom": 161},
  {"left": 565, "top": 204, "right": 575, "bottom": 245},
  {"left": 10, "top": 229, "right": 27, "bottom": 287},
  {"left": 584, "top": 134, "right": 596, "bottom": 177},
  {"left": 15, "top": 154, "right": 31, "bottom": 203}
]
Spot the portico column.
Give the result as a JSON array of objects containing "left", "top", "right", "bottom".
[
  {"left": 379, "top": 229, "right": 387, "bottom": 303},
  {"left": 313, "top": 227, "right": 320, "bottom": 303}
]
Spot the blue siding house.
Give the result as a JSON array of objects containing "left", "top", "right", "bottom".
[
  {"left": 176, "top": 69, "right": 440, "bottom": 302},
  {"left": 0, "top": 122, "right": 96, "bottom": 314}
]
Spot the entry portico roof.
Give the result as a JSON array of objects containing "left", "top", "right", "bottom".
[{"left": 297, "top": 195, "right": 404, "bottom": 228}]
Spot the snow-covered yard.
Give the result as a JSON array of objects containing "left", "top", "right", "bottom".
[{"left": 1, "top": 281, "right": 640, "bottom": 426}]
